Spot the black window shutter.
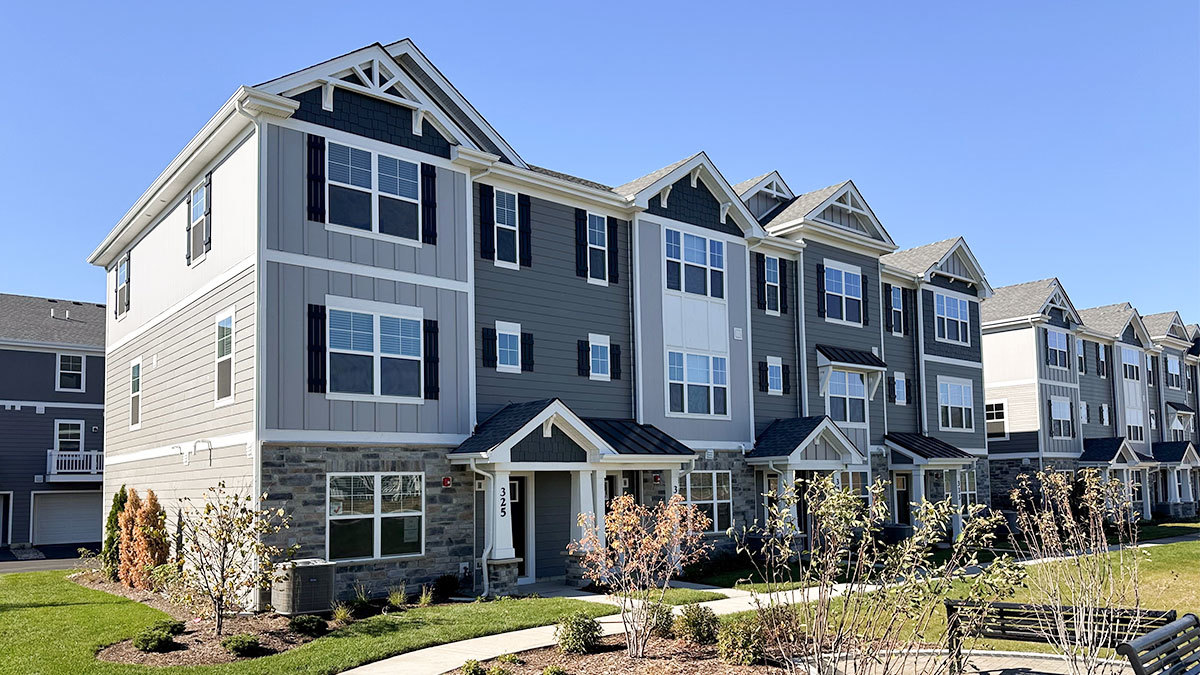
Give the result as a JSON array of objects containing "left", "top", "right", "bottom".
[
  {"left": 887, "top": 376, "right": 896, "bottom": 403},
  {"left": 420, "top": 163, "right": 438, "bottom": 245},
  {"left": 754, "top": 253, "right": 766, "bottom": 310},
  {"left": 780, "top": 260, "right": 789, "bottom": 314},
  {"left": 612, "top": 343, "right": 622, "bottom": 380},
  {"left": 307, "top": 134, "right": 326, "bottom": 222},
  {"left": 861, "top": 273, "right": 870, "bottom": 326},
  {"left": 1069, "top": 401, "right": 1076, "bottom": 437},
  {"left": 574, "top": 209, "right": 588, "bottom": 278},
  {"left": 607, "top": 217, "right": 620, "bottom": 284},
  {"left": 1082, "top": 340, "right": 1088, "bottom": 374},
  {"left": 185, "top": 192, "right": 193, "bottom": 265},
  {"left": 816, "top": 264, "right": 826, "bottom": 317},
  {"left": 577, "top": 340, "right": 590, "bottom": 376},
  {"left": 782, "top": 364, "right": 791, "bottom": 394},
  {"left": 124, "top": 252, "right": 130, "bottom": 312},
  {"left": 203, "top": 171, "right": 213, "bottom": 252},
  {"left": 479, "top": 184, "right": 495, "bottom": 260},
  {"left": 481, "top": 327, "right": 497, "bottom": 367},
  {"left": 1046, "top": 399, "right": 1053, "bottom": 431},
  {"left": 423, "top": 319, "right": 439, "bottom": 400},
  {"left": 1043, "top": 328, "right": 1050, "bottom": 365},
  {"left": 520, "top": 332, "right": 534, "bottom": 371},
  {"left": 307, "top": 304, "right": 327, "bottom": 393},
  {"left": 883, "top": 283, "right": 893, "bottom": 331},
  {"left": 518, "top": 194, "right": 532, "bottom": 267},
  {"left": 758, "top": 361, "right": 769, "bottom": 392},
  {"left": 902, "top": 288, "right": 912, "bottom": 335}
]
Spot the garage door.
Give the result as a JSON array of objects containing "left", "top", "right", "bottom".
[{"left": 32, "top": 492, "right": 102, "bottom": 545}]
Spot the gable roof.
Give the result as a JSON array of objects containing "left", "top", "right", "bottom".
[
  {"left": 1080, "top": 437, "right": 1155, "bottom": 465},
  {"left": 612, "top": 154, "right": 700, "bottom": 198},
  {"left": 1151, "top": 441, "right": 1198, "bottom": 465},
  {"left": 733, "top": 171, "right": 776, "bottom": 196},
  {"left": 760, "top": 180, "right": 897, "bottom": 250},
  {"left": 453, "top": 399, "right": 557, "bottom": 455},
  {"left": 0, "top": 294, "right": 106, "bottom": 349},
  {"left": 748, "top": 416, "right": 828, "bottom": 458},
  {"left": 611, "top": 152, "right": 765, "bottom": 237},
  {"left": 981, "top": 278, "right": 1059, "bottom": 323},
  {"left": 760, "top": 182, "right": 846, "bottom": 229},
  {"left": 881, "top": 236, "right": 994, "bottom": 298},
  {"left": 1079, "top": 302, "right": 1150, "bottom": 343},
  {"left": 1142, "top": 311, "right": 1189, "bottom": 341}
]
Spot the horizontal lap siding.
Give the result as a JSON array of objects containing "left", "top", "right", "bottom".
[
  {"left": 104, "top": 267, "right": 256, "bottom": 456},
  {"left": 1, "top": 350, "right": 104, "bottom": 404},
  {"left": 474, "top": 186, "right": 632, "bottom": 420},
  {"left": 922, "top": 284, "right": 983, "bottom": 363},
  {"left": 103, "top": 444, "right": 253, "bottom": 523},
  {"left": 925, "top": 361, "right": 986, "bottom": 451},
  {"left": 1079, "top": 349, "right": 1116, "bottom": 439},
  {"left": 751, "top": 257, "right": 799, "bottom": 434}
]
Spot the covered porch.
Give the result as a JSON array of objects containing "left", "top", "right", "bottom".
[
  {"left": 884, "top": 433, "right": 979, "bottom": 540},
  {"left": 450, "top": 399, "right": 695, "bottom": 596},
  {"left": 1149, "top": 441, "right": 1200, "bottom": 519},
  {"left": 1080, "top": 437, "right": 1157, "bottom": 520}
]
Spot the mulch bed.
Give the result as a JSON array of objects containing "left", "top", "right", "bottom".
[
  {"left": 71, "top": 570, "right": 319, "bottom": 667},
  {"left": 478, "top": 634, "right": 781, "bottom": 674}
]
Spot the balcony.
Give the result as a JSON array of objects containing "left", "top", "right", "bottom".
[{"left": 46, "top": 449, "right": 104, "bottom": 482}]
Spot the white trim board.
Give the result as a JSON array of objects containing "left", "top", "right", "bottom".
[
  {"left": 258, "top": 429, "right": 468, "bottom": 447},
  {"left": 0, "top": 400, "right": 104, "bottom": 412},
  {"left": 265, "top": 249, "right": 469, "bottom": 294},
  {"left": 105, "top": 431, "right": 255, "bottom": 466}
]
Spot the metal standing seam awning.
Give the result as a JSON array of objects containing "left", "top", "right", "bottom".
[
  {"left": 815, "top": 344, "right": 887, "bottom": 399},
  {"left": 883, "top": 432, "right": 977, "bottom": 468}
]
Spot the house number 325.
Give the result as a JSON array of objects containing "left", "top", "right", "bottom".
[{"left": 499, "top": 486, "right": 508, "bottom": 518}]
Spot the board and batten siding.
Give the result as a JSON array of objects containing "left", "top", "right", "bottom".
[
  {"left": 750, "top": 253, "right": 799, "bottom": 435},
  {"left": 924, "top": 360, "right": 987, "bottom": 451},
  {"left": 881, "top": 299, "right": 919, "bottom": 435},
  {"left": 473, "top": 184, "right": 633, "bottom": 421},
  {"left": 1078, "top": 341, "right": 1116, "bottom": 440}
]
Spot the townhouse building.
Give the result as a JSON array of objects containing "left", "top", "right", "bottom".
[
  {"left": 0, "top": 293, "right": 106, "bottom": 548},
  {"left": 89, "top": 39, "right": 996, "bottom": 599},
  {"left": 981, "top": 282, "right": 1199, "bottom": 518}
]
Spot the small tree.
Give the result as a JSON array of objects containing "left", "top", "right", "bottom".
[
  {"left": 568, "top": 493, "right": 712, "bottom": 658},
  {"left": 1011, "top": 469, "right": 1144, "bottom": 675},
  {"left": 118, "top": 488, "right": 143, "bottom": 587},
  {"left": 174, "top": 482, "right": 295, "bottom": 635},
  {"left": 130, "top": 489, "right": 169, "bottom": 589},
  {"left": 100, "top": 485, "right": 128, "bottom": 581}
]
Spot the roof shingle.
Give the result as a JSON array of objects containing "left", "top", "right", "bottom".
[
  {"left": 880, "top": 237, "right": 960, "bottom": 277},
  {"left": 1079, "top": 303, "right": 1136, "bottom": 338},
  {"left": 611, "top": 154, "right": 701, "bottom": 198},
  {"left": 980, "top": 278, "right": 1058, "bottom": 324},
  {"left": 760, "top": 182, "right": 848, "bottom": 231},
  {"left": 0, "top": 293, "right": 106, "bottom": 348}
]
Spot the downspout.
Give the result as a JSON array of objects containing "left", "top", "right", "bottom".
[{"left": 469, "top": 459, "right": 494, "bottom": 597}]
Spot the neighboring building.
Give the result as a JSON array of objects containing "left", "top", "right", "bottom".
[
  {"left": 0, "top": 293, "right": 106, "bottom": 547},
  {"left": 85, "top": 39, "right": 1004, "bottom": 601}
]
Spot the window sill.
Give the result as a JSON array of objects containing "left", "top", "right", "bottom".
[
  {"left": 189, "top": 253, "right": 208, "bottom": 268},
  {"left": 765, "top": 309, "right": 780, "bottom": 318},
  {"left": 824, "top": 317, "right": 864, "bottom": 328},
  {"left": 587, "top": 276, "right": 609, "bottom": 287},
  {"left": 494, "top": 259, "right": 520, "bottom": 271},
  {"left": 665, "top": 411, "right": 733, "bottom": 421},
  {"left": 215, "top": 396, "right": 236, "bottom": 409},
  {"left": 330, "top": 552, "right": 425, "bottom": 564},
  {"left": 129, "top": 424, "right": 141, "bottom": 432},
  {"left": 987, "top": 435, "right": 1010, "bottom": 442},
  {"left": 326, "top": 223, "right": 423, "bottom": 248},
  {"left": 326, "top": 393, "right": 425, "bottom": 405},
  {"left": 937, "top": 427, "right": 976, "bottom": 434},
  {"left": 496, "top": 365, "right": 521, "bottom": 375},
  {"left": 589, "top": 373, "right": 611, "bottom": 382},
  {"left": 831, "top": 421, "right": 868, "bottom": 429},
  {"left": 767, "top": 390, "right": 783, "bottom": 396},
  {"left": 54, "top": 387, "right": 86, "bottom": 394},
  {"left": 935, "top": 337, "right": 972, "bottom": 348}
]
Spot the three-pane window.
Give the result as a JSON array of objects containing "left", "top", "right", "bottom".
[
  {"left": 828, "top": 370, "right": 866, "bottom": 424},
  {"left": 1126, "top": 408, "right": 1145, "bottom": 441},
  {"left": 327, "top": 142, "right": 420, "bottom": 241},
  {"left": 328, "top": 309, "right": 422, "bottom": 399},
  {"left": 824, "top": 265, "right": 862, "bottom": 324},
  {"left": 684, "top": 471, "right": 732, "bottom": 532},
  {"left": 935, "top": 294, "right": 970, "bottom": 344},
  {"left": 1122, "top": 347, "right": 1141, "bottom": 381},
  {"left": 665, "top": 229, "right": 724, "bottom": 299},
  {"left": 668, "top": 351, "right": 728, "bottom": 415},
  {"left": 328, "top": 473, "right": 424, "bottom": 561}
]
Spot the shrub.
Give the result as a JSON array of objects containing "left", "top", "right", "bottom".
[
  {"left": 221, "top": 633, "right": 260, "bottom": 657},
  {"left": 542, "top": 667, "right": 568, "bottom": 675},
  {"left": 496, "top": 653, "right": 522, "bottom": 664},
  {"left": 117, "top": 488, "right": 142, "bottom": 587},
  {"left": 459, "top": 660, "right": 485, "bottom": 675},
  {"left": 387, "top": 585, "right": 408, "bottom": 609},
  {"left": 149, "top": 618, "right": 185, "bottom": 636},
  {"left": 288, "top": 614, "right": 328, "bottom": 637},
  {"left": 148, "top": 563, "right": 181, "bottom": 594},
  {"left": 418, "top": 585, "right": 434, "bottom": 607},
  {"left": 433, "top": 573, "right": 460, "bottom": 601},
  {"left": 674, "top": 604, "right": 719, "bottom": 644},
  {"left": 554, "top": 611, "right": 602, "bottom": 654},
  {"left": 717, "top": 615, "right": 763, "bottom": 666},
  {"left": 644, "top": 601, "right": 674, "bottom": 639},
  {"left": 134, "top": 490, "right": 169, "bottom": 585},
  {"left": 100, "top": 486, "right": 127, "bottom": 581},
  {"left": 486, "top": 666, "right": 510, "bottom": 675},
  {"left": 331, "top": 602, "right": 353, "bottom": 623},
  {"left": 132, "top": 627, "right": 174, "bottom": 653}
]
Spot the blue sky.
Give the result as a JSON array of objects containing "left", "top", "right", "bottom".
[{"left": 2, "top": 1, "right": 1197, "bottom": 320}]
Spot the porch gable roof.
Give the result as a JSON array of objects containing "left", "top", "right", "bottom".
[
  {"left": 453, "top": 399, "right": 558, "bottom": 456},
  {"left": 1151, "top": 441, "right": 1199, "bottom": 465},
  {"left": 747, "top": 415, "right": 866, "bottom": 466}
]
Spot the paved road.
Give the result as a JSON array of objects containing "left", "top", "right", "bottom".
[{"left": 0, "top": 542, "right": 99, "bottom": 574}]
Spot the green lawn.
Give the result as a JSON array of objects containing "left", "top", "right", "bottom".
[
  {"left": 1134, "top": 520, "right": 1200, "bottom": 543},
  {"left": 0, "top": 571, "right": 614, "bottom": 675},
  {"left": 653, "top": 588, "right": 728, "bottom": 605}
]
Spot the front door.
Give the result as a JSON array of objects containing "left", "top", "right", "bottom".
[
  {"left": 895, "top": 474, "right": 911, "bottom": 525},
  {"left": 510, "top": 477, "right": 527, "bottom": 579}
]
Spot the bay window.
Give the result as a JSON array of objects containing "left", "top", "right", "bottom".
[
  {"left": 328, "top": 473, "right": 424, "bottom": 561},
  {"left": 665, "top": 229, "right": 724, "bottom": 299},
  {"left": 668, "top": 351, "right": 728, "bottom": 416}
]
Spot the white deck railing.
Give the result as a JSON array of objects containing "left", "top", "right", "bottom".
[{"left": 46, "top": 449, "right": 104, "bottom": 475}]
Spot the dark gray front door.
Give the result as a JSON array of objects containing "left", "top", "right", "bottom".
[{"left": 511, "top": 477, "right": 527, "bottom": 578}]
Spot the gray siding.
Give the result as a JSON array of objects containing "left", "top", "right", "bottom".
[
  {"left": 882, "top": 285, "right": 919, "bottom": 434},
  {"left": 1078, "top": 339, "right": 1116, "bottom": 439},
  {"left": 924, "top": 361, "right": 987, "bottom": 451},
  {"left": 0, "top": 350, "right": 104, "bottom": 405},
  {"left": 473, "top": 185, "right": 633, "bottom": 421},
  {"left": 1036, "top": 327, "right": 1079, "bottom": 385},
  {"left": 988, "top": 430, "right": 1040, "bottom": 456},
  {"left": 751, "top": 256, "right": 800, "bottom": 435},
  {"left": 1039, "top": 382, "right": 1084, "bottom": 455},
  {"left": 642, "top": 176, "right": 741, "bottom": 237},
  {"left": 262, "top": 261, "right": 471, "bottom": 435},
  {"left": 511, "top": 427, "right": 587, "bottom": 463},
  {"left": 533, "top": 471, "right": 571, "bottom": 579},
  {"left": 922, "top": 285, "right": 982, "bottom": 363}
]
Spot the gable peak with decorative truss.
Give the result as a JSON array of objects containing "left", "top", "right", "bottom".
[{"left": 807, "top": 181, "right": 896, "bottom": 247}]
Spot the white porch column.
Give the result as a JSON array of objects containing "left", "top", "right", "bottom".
[
  {"left": 1141, "top": 469, "right": 1152, "bottom": 519},
  {"left": 666, "top": 467, "right": 681, "bottom": 501},
  {"left": 911, "top": 467, "right": 926, "bottom": 529},
  {"left": 1183, "top": 468, "right": 1194, "bottom": 502},
  {"left": 593, "top": 470, "right": 607, "bottom": 548},
  {"left": 569, "top": 472, "right": 582, "bottom": 541},
  {"left": 494, "top": 470, "right": 515, "bottom": 559},
  {"left": 1168, "top": 468, "right": 1181, "bottom": 503},
  {"left": 786, "top": 469, "right": 799, "bottom": 529},
  {"left": 949, "top": 468, "right": 963, "bottom": 539}
]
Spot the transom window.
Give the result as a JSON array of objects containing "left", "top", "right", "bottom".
[
  {"left": 1050, "top": 397, "right": 1073, "bottom": 439},
  {"left": 327, "top": 141, "right": 420, "bottom": 241},
  {"left": 666, "top": 229, "right": 724, "bottom": 299},
  {"left": 824, "top": 263, "right": 862, "bottom": 324},
  {"left": 684, "top": 471, "right": 732, "bottom": 532},
  {"left": 55, "top": 420, "right": 83, "bottom": 452},
  {"left": 1047, "top": 330, "right": 1069, "bottom": 368},
  {"left": 890, "top": 286, "right": 903, "bottom": 334},
  {"left": 496, "top": 321, "right": 521, "bottom": 374},
  {"left": 828, "top": 370, "right": 866, "bottom": 425},
  {"left": 328, "top": 308, "right": 422, "bottom": 399},
  {"left": 985, "top": 401, "right": 1007, "bottom": 439},
  {"left": 935, "top": 294, "right": 970, "bottom": 344},
  {"left": 328, "top": 473, "right": 424, "bottom": 561},
  {"left": 589, "top": 333, "right": 610, "bottom": 382},
  {"left": 939, "top": 379, "right": 974, "bottom": 431},
  {"left": 1122, "top": 347, "right": 1141, "bottom": 381},
  {"left": 494, "top": 189, "right": 519, "bottom": 267},
  {"left": 764, "top": 256, "right": 780, "bottom": 313},
  {"left": 215, "top": 312, "right": 234, "bottom": 403},
  {"left": 56, "top": 354, "right": 84, "bottom": 392},
  {"left": 1167, "top": 356, "right": 1182, "bottom": 389},
  {"left": 587, "top": 214, "right": 608, "bottom": 283},
  {"left": 668, "top": 351, "right": 728, "bottom": 416},
  {"left": 767, "top": 357, "right": 783, "bottom": 395}
]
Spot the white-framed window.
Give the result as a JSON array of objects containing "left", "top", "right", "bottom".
[
  {"left": 214, "top": 310, "right": 234, "bottom": 405},
  {"left": 189, "top": 181, "right": 207, "bottom": 264},
  {"left": 1046, "top": 330, "right": 1069, "bottom": 369},
  {"left": 495, "top": 321, "right": 521, "bottom": 374},
  {"left": 935, "top": 293, "right": 971, "bottom": 345},
  {"left": 54, "top": 419, "right": 83, "bottom": 452},
  {"left": 1100, "top": 403, "right": 1111, "bottom": 426},
  {"left": 985, "top": 401, "right": 1007, "bottom": 439},
  {"left": 684, "top": 470, "right": 732, "bottom": 532},
  {"left": 938, "top": 377, "right": 974, "bottom": 431},
  {"left": 764, "top": 256, "right": 780, "bottom": 314},
  {"left": 327, "top": 141, "right": 421, "bottom": 243},
  {"left": 1147, "top": 354, "right": 1156, "bottom": 386},
  {"left": 1188, "top": 366, "right": 1195, "bottom": 394},
  {"left": 328, "top": 305, "right": 422, "bottom": 401},
  {"left": 55, "top": 353, "right": 85, "bottom": 393},
  {"left": 327, "top": 473, "right": 424, "bottom": 561},
  {"left": 823, "top": 261, "right": 862, "bottom": 325},
  {"left": 894, "top": 372, "right": 908, "bottom": 405},
  {"left": 589, "top": 333, "right": 611, "bottom": 382},
  {"left": 587, "top": 213, "right": 608, "bottom": 284},
  {"left": 1098, "top": 345, "right": 1108, "bottom": 378},
  {"left": 665, "top": 229, "right": 724, "bottom": 299},
  {"left": 1167, "top": 356, "right": 1182, "bottom": 389},
  {"left": 1080, "top": 401, "right": 1090, "bottom": 425},
  {"left": 1050, "top": 397, "right": 1073, "bottom": 439},
  {"left": 959, "top": 469, "right": 978, "bottom": 507},
  {"left": 890, "top": 285, "right": 904, "bottom": 335},
  {"left": 667, "top": 351, "right": 728, "bottom": 416},
  {"left": 129, "top": 358, "right": 142, "bottom": 430},
  {"left": 1149, "top": 409, "right": 1158, "bottom": 431},
  {"left": 828, "top": 370, "right": 867, "bottom": 426},
  {"left": 1122, "top": 347, "right": 1141, "bottom": 381},
  {"left": 116, "top": 255, "right": 130, "bottom": 317},
  {"left": 493, "top": 189, "right": 519, "bottom": 268},
  {"left": 837, "top": 471, "right": 869, "bottom": 502},
  {"left": 767, "top": 356, "right": 783, "bottom": 395},
  {"left": 1126, "top": 408, "right": 1145, "bottom": 442}
]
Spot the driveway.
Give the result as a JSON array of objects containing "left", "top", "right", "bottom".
[{"left": 0, "top": 541, "right": 99, "bottom": 574}]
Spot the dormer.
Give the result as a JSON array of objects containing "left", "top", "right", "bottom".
[{"left": 735, "top": 171, "right": 794, "bottom": 222}]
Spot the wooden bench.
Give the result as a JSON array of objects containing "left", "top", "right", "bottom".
[
  {"left": 945, "top": 599, "right": 1177, "bottom": 665},
  {"left": 1117, "top": 614, "right": 1200, "bottom": 675}
]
